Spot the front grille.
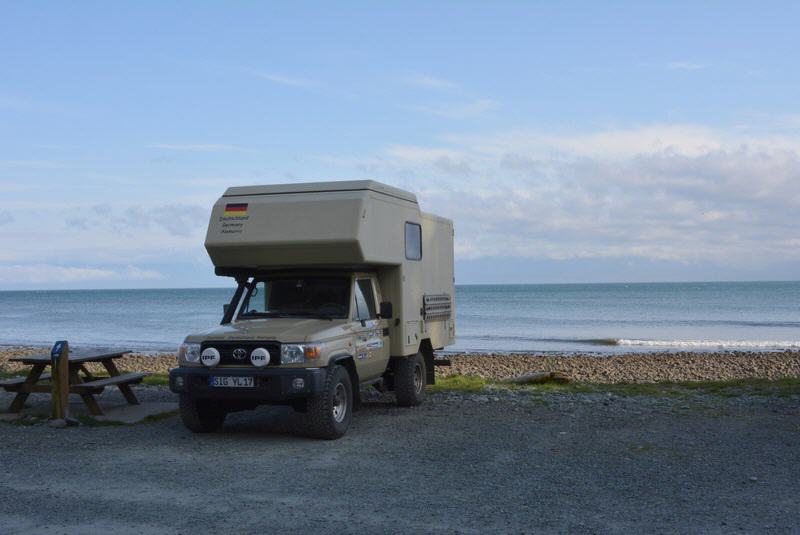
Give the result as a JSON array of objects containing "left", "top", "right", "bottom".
[{"left": 201, "top": 341, "right": 281, "bottom": 366}]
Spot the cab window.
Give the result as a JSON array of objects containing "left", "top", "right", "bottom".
[{"left": 354, "top": 279, "right": 377, "bottom": 320}]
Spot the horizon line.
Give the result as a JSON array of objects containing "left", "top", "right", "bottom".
[{"left": 1, "top": 279, "right": 800, "bottom": 292}]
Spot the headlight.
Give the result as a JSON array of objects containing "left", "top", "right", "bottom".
[
  {"left": 281, "top": 344, "right": 321, "bottom": 364},
  {"left": 281, "top": 344, "right": 305, "bottom": 364},
  {"left": 178, "top": 343, "right": 201, "bottom": 365}
]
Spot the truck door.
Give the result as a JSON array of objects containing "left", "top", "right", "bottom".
[{"left": 352, "top": 276, "right": 390, "bottom": 381}]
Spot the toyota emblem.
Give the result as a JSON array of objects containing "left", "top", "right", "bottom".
[{"left": 232, "top": 348, "right": 247, "bottom": 360}]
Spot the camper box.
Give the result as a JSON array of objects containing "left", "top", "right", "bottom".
[{"left": 204, "top": 180, "right": 455, "bottom": 356}]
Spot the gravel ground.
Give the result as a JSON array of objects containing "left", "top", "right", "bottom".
[
  {"left": 1, "top": 385, "right": 799, "bottom": 534},
  {"left": 441, "top": 350, "right": 800, "bottom": 383}
]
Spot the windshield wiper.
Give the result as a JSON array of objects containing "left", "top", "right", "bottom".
[
  {"left": 280, "top": 311, "right": 343, "bottom": 320},
  {"left": 240, "top": 311, "right": 289, "bottom": 318}
]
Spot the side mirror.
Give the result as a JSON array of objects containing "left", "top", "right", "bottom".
[{"left": 378, "top": 301, "right": 393, "bottom": 319}]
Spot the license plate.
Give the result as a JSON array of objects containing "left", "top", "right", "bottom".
[{"left": 209, "top": 376, "right": 254, "bottom": 388}]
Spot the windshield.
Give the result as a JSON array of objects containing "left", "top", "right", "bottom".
[{"left": 238, "top": 277, "right": 350, "bottom": 319}]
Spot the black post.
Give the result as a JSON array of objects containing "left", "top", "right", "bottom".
[
  {"left": 221, "top": 279, "right": 247, "bottom": 325},
  {"left": 50, "top": 340, "right": 69, "bottom": 420}
]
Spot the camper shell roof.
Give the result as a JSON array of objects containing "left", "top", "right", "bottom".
[
  {"left": 205, "top": 180, "right": 439, "bottom": 271},
  {"left": 223, "top": 180, "right": 418, "bottom": 204}
]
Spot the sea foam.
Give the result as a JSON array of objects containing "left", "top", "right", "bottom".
[{"left": 616, "top": 339, "right": 800, "bottom": 349}]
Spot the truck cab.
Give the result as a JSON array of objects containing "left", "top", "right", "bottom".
[{"left": 169, "top": 181, "right": 455, "bottom": 438}]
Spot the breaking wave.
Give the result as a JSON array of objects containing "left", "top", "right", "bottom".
[
  {"left": 458, "top": 335, "right": 800, "bottom": 350},
  {"left": 616, "top": 339, "right": 800, "bottom": 349}
]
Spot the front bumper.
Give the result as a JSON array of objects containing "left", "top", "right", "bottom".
[{"left": 169, "top": 366, "right": 327, "bottom": 401}]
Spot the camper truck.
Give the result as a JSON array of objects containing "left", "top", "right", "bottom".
[{"left": 169, "top": 181, "right": 455, "bottom": 438}]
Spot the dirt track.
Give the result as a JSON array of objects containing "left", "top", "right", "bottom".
[{"left": 1, "top": 385, "right": 799, "bottom": 534}]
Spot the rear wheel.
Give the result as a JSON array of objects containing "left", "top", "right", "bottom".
[
  {"left": 179, "top": 394, "right": 227, "bottom": 432},
  {"left": 395, "top": 351, "right": 426, "bottom": 407},
  {"left": 306, "top": 365, "right": 352, "bottom": 439}
]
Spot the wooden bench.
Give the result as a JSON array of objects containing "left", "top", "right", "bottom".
[
  {"left": 72, "top": 372, "right": 147, "bottom": 393},
  {"left": 0, "top": 373, "right": 52, "bottom": 392},
  {"left": 5, "top": 350, "right": 143, "bottom": 415}
]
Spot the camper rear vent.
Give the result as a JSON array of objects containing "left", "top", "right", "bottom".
[{"left": 423, "top": 294, "right": 452, "bottom": 321}]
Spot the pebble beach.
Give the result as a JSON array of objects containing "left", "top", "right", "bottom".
[{"left": 2, "top": 345, "right": 799, "bottom": 384}]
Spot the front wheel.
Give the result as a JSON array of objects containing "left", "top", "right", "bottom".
[
  {"left": 306, "top": 365, "right": 352, "bottom": 439},
  {"left": 179, "top": 394, "right": 227, "bottom": 433},
  {"left": 395, "top": 352, "right": 427, "bottom": 407}
]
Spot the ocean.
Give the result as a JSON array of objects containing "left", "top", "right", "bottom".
[{"left": 0, "top": 281, "right": 798, "bottom": 354}]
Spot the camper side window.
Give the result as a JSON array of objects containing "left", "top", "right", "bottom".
[
  {"left": 354, "top": 279, "right": 377, "bottom": 320},
  {"left": 405, "top": 222, "right": 422, "bottom": 260}
]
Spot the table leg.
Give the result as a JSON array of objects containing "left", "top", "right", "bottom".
[
  {"left": 8, "top": 364, "right": 46, "bottom": 413},
  {"left": 81, "top": 394, "right": 103, "bottom": 416},
  {"left": 68, "top": 364, "right": 103, "bottom": 416},
  {"left": 101, "top": 358, "right": 139, "bottom": 405},
  {"left": 79, "top": 364, "right": 95, "bottom": 381}
]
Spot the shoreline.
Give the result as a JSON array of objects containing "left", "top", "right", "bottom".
[
  {"left": 2, "top": 345, "right": 799, "bottom": 384},
  {"left": 4, "top": 342, "right": 800, "bottom": 356}
]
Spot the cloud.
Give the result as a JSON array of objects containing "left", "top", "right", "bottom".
[
  {"left": 0, "top": 211, "right": 14, "bottom": 225},
  {"left": 149, "top": 144, "right": 251, "bottom": 152},
  {"left": 321, "top": 124, "right": 800, "bottom": 266},
  {"left": 63, "top": 203, "right": 209, "bottom": 238},
  {"left": 408, "top": 98, "right": 499, "bottom": 119},
  {"left": 122, "top": 266, "right": 164, "bottom": 280},
  {"left": 405, "top": 74, "right": 458, "bottom": 89},
  {"left": 0, "top": 198, "right": 212, "bottom": 271},
  {"left": 0, "top": 264, "right": 162, "bottom": 283},
  {"left": 384, "top": 145, "right": 474, "bottom": 175},
  {"left": 246, "top": 70, "right": 317, "bottom": 88},
  {"left": 667, "top": 61, "right": 704, "bottom": 71}
]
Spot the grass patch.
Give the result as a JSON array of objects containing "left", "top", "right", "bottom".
[
  {"left": 599, "top": 378, "right": 800, "bottom": 398},
  {"left": 142, "top": 374, "right": 169, "bottom": 386},
  {"left": 429, "top": 375, "right": 487, "bottom": 393},
  {"left": 432, "top": 375, "right": 800, "bottom": 398},
  {"left": 74, "top": 415, "right": 124, "bottom": 427}
]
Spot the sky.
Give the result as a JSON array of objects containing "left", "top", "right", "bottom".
[{"left": 1, "top": 1, "right": 800, "bottom": 290}]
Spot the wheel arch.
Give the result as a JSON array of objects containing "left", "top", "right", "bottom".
[{"left": 419, "top": 339, "right": 436, "bottom": 385}]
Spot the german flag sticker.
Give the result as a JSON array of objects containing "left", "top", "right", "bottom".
[{"left": 224, "top": 203, "right": 248, "bottom": 216}]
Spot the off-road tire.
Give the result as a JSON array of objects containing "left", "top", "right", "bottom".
[
  {"left": 395, "top": 351, "right": 427, "bottom": 407},
  {"left": 179, "top": 394, "right": 227, "bottom": 433},
  {"left": 306, "top": 365, "right": 352, "bottom": 439}
]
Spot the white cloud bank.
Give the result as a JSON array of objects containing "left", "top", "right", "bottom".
[
  {"left": 0, "top": 264, "right": 162, "bottom": 284},
  {"left": 0, "top": 201, "right": 209, "bottom": 288},
  {"left": 324, "top": 124, "right": 800, "bottom": 267}
]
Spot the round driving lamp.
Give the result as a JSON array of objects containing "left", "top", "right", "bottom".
[
  {"left": 250, "top": 347, "right": 270, "bottom": 367},
  {"left": 200, "top": 347, "right": 220, "bottom": 367}
]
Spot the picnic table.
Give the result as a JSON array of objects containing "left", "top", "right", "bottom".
[{"left": 0, "top": 350, "right": 147, "bottom": 415}]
